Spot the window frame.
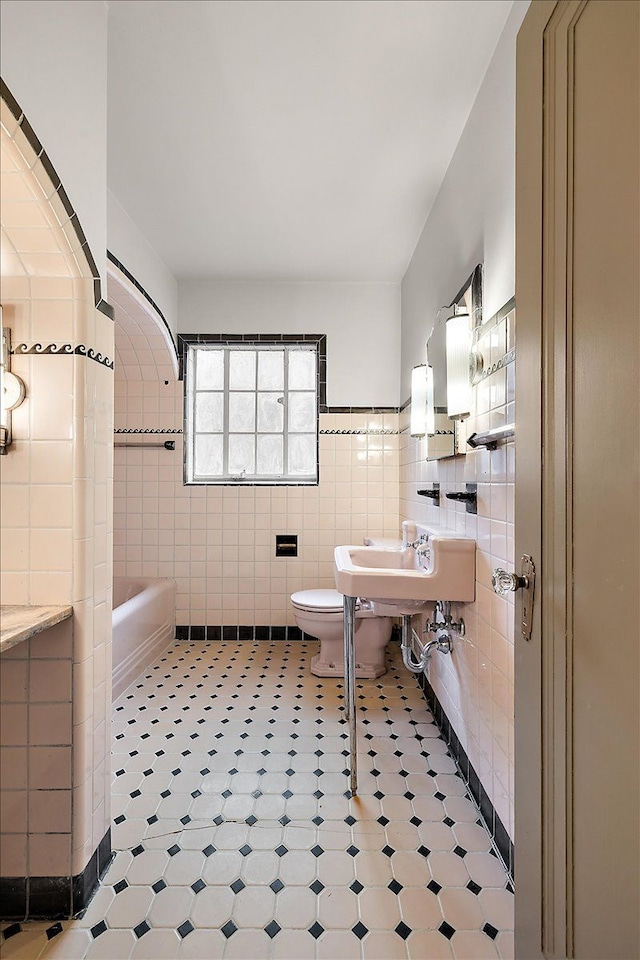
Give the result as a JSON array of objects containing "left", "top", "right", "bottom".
[{"left": 179, "top": 334, "right": 326, "bottom": 487}]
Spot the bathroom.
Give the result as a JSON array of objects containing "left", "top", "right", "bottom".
[
  {"left": 1, "top": 1, "right": 638, "bottom": 958},
  {"left": 0, "top": 2, "right": 516, "bottom": 955}
]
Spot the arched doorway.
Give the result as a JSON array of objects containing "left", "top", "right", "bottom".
[{"left": 1, "top": 87, "right": 114, "bottom": 919}]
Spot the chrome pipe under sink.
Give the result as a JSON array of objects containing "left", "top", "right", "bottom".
[{"left": 342, "top": 594, "right": 358, "bottom": 796}]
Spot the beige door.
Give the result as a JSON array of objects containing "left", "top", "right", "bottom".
[{"left": 515, "top": 2, "right": 639, "bottom": 958}]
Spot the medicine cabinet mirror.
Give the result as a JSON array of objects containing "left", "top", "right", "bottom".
[{"left": 425, "top": 264, "right": 482, "bottom": 460}]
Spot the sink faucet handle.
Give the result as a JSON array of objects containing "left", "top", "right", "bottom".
[
  {"left": 416, "top": 541, "right": 431, "bottom": 566},
  {"left": 407, "top": 533, "right": 429, "bottom": 548}
]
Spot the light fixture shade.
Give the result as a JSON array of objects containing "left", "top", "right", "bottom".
[
  {"left": 410, "top": 364, "right": 428, "bottom": 437},
  {"left": 426, "top": 364, "right": 435, "bottom": 435},
  {"left": 446, "top": 312, "right": 472, "bottom": 419},
  {"left": 0, "top": 327, "right": 10, "bottom": 435},
  {"left": 1, "top": 325, "right": 26, "bottom": 454}
]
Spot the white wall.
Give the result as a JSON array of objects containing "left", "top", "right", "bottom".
[
  {"left": 108, "top": 191, "right": 178, "bottom": 340},
  {"left": 179, "top": 281, "right": 401, "bottom": 407},
  {"left": 0, "top": 0, "right": 108, "bottom": 289},
  {"left": 401, "top": 0, "right": 529, "bottom": 401}
]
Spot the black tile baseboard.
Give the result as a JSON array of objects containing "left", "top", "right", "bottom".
[
  {"left": 417, "top": 673, "right": 515, "bottom": 883},
  {"left": 175, "top": 624, "right": 403, "bottom": 646},
  {"left": 0, "top": 829, "right": 112, "bottom": 921},
  {"left": 0, "top": 878, "right": 27, "bottom": 922},
  {"left": 175, "top": 625, "right": 308, "bottom": 643}
]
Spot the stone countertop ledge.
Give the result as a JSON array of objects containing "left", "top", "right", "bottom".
[{"left": 0, "top": 604, "right": 73, "bottom": 655}]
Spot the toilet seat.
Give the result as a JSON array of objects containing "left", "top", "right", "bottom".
[{"left": 291, "top": 589, "right": 353, "bottom": 614}]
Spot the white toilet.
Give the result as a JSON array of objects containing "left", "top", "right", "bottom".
[{"left": 291, "top": 588, "right": 393, "bottom": 679}]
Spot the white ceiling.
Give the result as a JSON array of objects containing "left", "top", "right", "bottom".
[{"left": 107, "top": 0, "right": 514, "bottom": 282}]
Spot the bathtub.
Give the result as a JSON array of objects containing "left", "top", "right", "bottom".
[{"left": 112, "top": 578, "right": 176, "bottom": 699}]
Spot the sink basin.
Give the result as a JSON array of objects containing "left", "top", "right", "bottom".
[
  {"left": 347, "top": 546, "right": 422, "bottom": 571},
  {"left": 334, "top": 538, "right": 475, "bottom": 609}
]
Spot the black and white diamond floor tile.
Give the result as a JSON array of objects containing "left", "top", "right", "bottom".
[{"left": 1, "top": 640, "right": 513, "bottom": 960}]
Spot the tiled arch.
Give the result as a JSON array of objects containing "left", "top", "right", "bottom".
[
  {"left": 1, "top": 82, "right": 115, "bottom": 919},
  {"left": 0, "top": 79, "right": 111, "bottom": 316},
  {"left": 108, "top": 264, "right": 178, "bottom": 384}
]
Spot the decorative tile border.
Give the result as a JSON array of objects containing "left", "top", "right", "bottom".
[
  {"left": 0, "top": 830, "right": 112, "bottom": 921},
  {"left": 114, "top": 428, "right": 182, "bottom": 434},
  {"left": 399, "top": 427, "right": 454, "bottom": 436},
  {"left": 472, "top": 348, "right": 515, "bottom": 384},
  {"left": 11, "top": 342, "right": 114, "bottom": 370},
  {"left": 417, "top": 673, "right": 514, "bottom": 883},
  {"left": 319, "top": 429, "right": 399, "bottom": 435},
  {"left": 114, "top": 428, "right": 400, "bottom": 436},
  {"left": 470, "top": 298, "right": 516, "bottom": 385},
  {"left": 1, "top": 80, "right": 113, "bottom": 321}
]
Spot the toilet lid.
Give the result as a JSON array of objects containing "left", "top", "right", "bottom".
[{"left": 291, "top": 589, "right": 352, "bottom": 613}]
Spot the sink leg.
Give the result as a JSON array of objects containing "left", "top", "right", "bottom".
[{"left": 343, "top": 595, "right": 357, "bottom": 795}]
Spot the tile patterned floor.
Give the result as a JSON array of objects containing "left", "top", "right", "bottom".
[{"left": 1, "top": 640, "right": 514, "bottom": 959}]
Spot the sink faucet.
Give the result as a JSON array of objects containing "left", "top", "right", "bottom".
[
  {"left": 406, "top": 533, "right": 429, "bottom": 549},
  {"left": 416, "top": 541, "right": 431, "bottom": 567},
  {"left": 425, "top": 600, "right": 465, "bottom": 637}
]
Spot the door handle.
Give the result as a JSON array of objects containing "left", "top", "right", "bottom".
[
  {"left": 492, "top": 569, "right": 528, "bottom": 595},
  {"left": 492, "top": 555, "right": 536, "bottom": 641}
]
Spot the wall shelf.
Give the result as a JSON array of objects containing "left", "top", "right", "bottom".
[{"left": 467, "top": 423, "right": 515, "bottom": 451}]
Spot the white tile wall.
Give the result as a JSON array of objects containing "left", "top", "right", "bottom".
[
  {"left": 400, "top": 308, "right": 515, "bottom": 839},
  {"left": 0, "top": 117, "right": 113, "bottom": 881},
  {"left": 113, "top": 377, "right": 400, "bottom": 627}
]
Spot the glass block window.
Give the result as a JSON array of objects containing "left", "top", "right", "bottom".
[{"left": 184, "top": 341, "right": 319, "bottom": 485}]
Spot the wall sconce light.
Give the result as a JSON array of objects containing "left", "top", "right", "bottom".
[
  {"left": 410, "top": 363, "right": 428, "bottom": 437},
  {"left": 411, "top": 363, "right": 436, "bottom": 437},
  {"left": 445, "top": 309, "right": 472, "bottom": 419},
  {"left": 425, "top": 363, "right": 435, "bottom": 436},
  {"left": 1, "top": 325, "right": 27, "bottom": 455}
]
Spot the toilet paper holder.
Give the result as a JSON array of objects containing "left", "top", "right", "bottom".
[{"left": 275, "top": 535, "right": 298, "bottom": 557}]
